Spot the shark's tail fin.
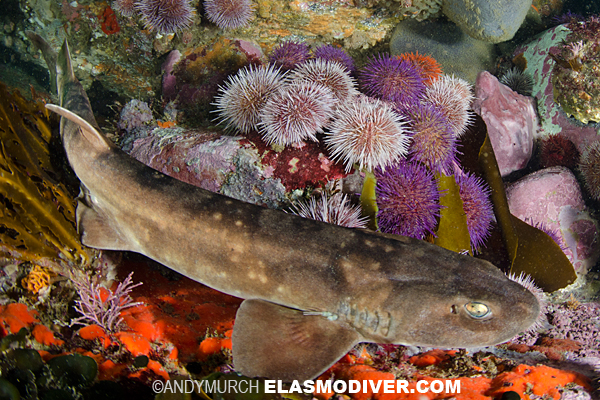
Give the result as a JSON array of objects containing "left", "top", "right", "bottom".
[
  {"left": 26, "top": 32, "right": 58, "bottom": 95},
  {"left": 27, "top": 33, "right": 101, "bottom": 131}
]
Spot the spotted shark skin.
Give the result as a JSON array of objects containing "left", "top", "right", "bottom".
[{"left": 29, "top": 34, "right": 540, "bottom": 381}]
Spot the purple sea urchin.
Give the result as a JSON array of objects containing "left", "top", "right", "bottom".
[
  {"left": 403, "top": 103, "right": 457, "bottom": 174},
  {"left": 313, "top": 45, "right": 355, "bottom": 73},
  {"left": 424, "top": 74, "right": 473, "bottom": 137},
  {"left": 203, "top": 0, "right": 253, "bottom": 30},
  {"left": 375, "top": 160, "right": 441, "bottom": 239},
  {"left": 258, "top": 81, "right": 336, "bottom": 146},
  {"left": 359, "top": 53, "right": 426, "bottom": 106},
  {"left": 454, "top": 169, "right": 493, "bottom": 252},
  {"left": 113, "top": 0, "right": 136, "bottom": 16},
  {"left": 135, "top": 0, "right": 194, "bottom": 34},
  {"left": 268, "top": 41, "right": 311, "bottom": 72},
  {"left": 213, "top": 64, "right": 286, "bottom": 133},
  {"left": 579, "top": 140, "right": 600, "bottom": 200},
  {"left": 289, "top": 192, "right": 368, "bottom": 228},
  {"left": 325, "top": 95, "right": 411, "bottom": 172},
  {"left": 288, "top": 59, "right": 358, "bottom": 106}
]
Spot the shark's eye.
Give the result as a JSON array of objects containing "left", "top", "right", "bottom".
[{"left": 464, "top": 302, "right": 491, "bottom": 319}]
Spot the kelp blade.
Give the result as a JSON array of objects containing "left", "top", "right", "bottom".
[
  {"left": 0, "top": 82, "right": 92, "bottom": 271},
  {"left": 434, "top": 173, "right": 471, "bottom": 254},
  {"left": 474, "top": 116, "right": 576, "bottom": 292}
]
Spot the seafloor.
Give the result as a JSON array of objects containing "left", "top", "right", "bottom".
[{"left": 1, "top": 0, "right": 600, "bottom": 398}]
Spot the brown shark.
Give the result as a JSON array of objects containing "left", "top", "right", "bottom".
[{"left": 29, "top": 34, "right": 541, "bottom": 381}]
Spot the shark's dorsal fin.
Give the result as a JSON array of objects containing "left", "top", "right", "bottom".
[
  {"left": 46, "top": 104, "right": 112, "bottom": 151},
  {"left": 57, "top": 40, "right": 76, "bottom": 88},
  {"left": 232, "top": 299, "right": 360, "bottom": 381}
]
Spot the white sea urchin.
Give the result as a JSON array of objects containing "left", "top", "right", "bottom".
[
  {"left": 325, "top": 95, "right": 411, "bottom": 172},
  {"left": 212, "top": 64, "right": 286, "bottom": 134},
  {"left": 258, "top": 81, "right": 336, "bottom": 146}
]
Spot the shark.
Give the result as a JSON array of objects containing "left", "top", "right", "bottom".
[{"left": 28, "top": 34, "right": 541, "bottom": 381}]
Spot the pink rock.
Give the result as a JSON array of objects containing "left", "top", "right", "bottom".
[
  {"left": 161, "top": 50, "right": 181, "bottom": 101},
  {"left": 506, "top": 166, "right": 599, "bottom": 276},
  {"left": 472, "top": 71, "right": 538, "bottom": 176}
]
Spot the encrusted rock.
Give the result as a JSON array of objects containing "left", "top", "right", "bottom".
[
  {"left": 442, "top": 0, "right": 531, "bottom": 43},
  {"left": 506, "top": 166, "right": 599, "bottom": 276},
  {"left": 472, "top": 71, "right": 537, "bottom": 176},
  {"left": 390, "top": 18, "right": 494, "bottom": 83}
]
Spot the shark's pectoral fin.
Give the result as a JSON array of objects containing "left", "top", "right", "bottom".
[
  {"left": 76, "top": 197, "right": 135, "bottom": 251},
  {"left": 232, "top": 299, "right": 361, "bottom": 381}
]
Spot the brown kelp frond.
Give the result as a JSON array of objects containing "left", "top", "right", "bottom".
[{"left": 0, "top": 82, "right": 93, "bottom": 271}]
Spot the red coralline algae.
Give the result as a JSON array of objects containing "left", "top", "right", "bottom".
[
  {"left": 100, "top": 6, "right": 120, "bottom": 35},
  {"left": 243, "top": 131, "right": 348, "bottom": 190}
]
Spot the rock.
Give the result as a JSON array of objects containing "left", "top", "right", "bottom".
[
  {"left": 472, "top": 71, "right": 537, "bottom": 176},
  {"left": 515, "top": 25, "right": 600, "bottom": 151},
  {"left": 390, "top": 18, "right": 494, "bottom": 83},
  {"left": 506, "top": 166, "right": 599, "bottom": 276},
  {"left": 442, "top": 0, "right": 531, "bottom": 43}
]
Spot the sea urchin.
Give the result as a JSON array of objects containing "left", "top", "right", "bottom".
[
  {"left": 539, "top": 134, "right": 579, "bottom": 169},
  {"left": 288, "top": 59, "right": 358, "bottom": 106},
  {"left": 135, "top": 0, "right": 194, "bottom": 34},
  {"left": 268, "top": 41, "right": 311, "bottom": 72},
  {"left": 404, "top": 102, "right": 457, "bottom": 174},
  {"left": 258, "top": 81, "right": 336, "bottom": 146},
  {"left": 424, "top": 74, "right": 474, "bottom": 137},
  {"left": 289, "top": 192, "right": 368, "bottom": 228},
  {"left": 213, "top": 64, "right": 286, "bottom": 134},
  {"left": 203, "top": 0, "right": 253, "bottom": 30},
  {"left": 500, "top": 67, "right": 534, "bottom": 96},
  {"left": 454, "top": 169, "right": 494, "bottom": 252},
  {"left": 579, "top": 140, "right": 600, "bottom": 200},
  {"left": 325, "top": 95, "right": 411, "bottom": 172},
  {"left": 360, "top": 53, "right": 426, "bottom": 106},
  {"left": 375, "top": 160, "right": 441, "bottom": 239}
]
